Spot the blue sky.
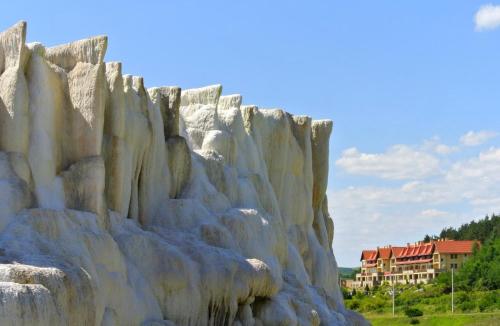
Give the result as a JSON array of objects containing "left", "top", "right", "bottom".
[{"left": 2, "top": 1, "right": 500, "bottom": 267}]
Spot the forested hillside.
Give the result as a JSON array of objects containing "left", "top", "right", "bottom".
[
  {"left": 423, "top": 214, "right": 500, "bottom": 291},
  {"left": 423, "top": 214, "right": 499, "bottom": 243}
]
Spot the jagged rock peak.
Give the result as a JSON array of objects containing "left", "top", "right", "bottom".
[
  {"left": 0, "top": 21, "right": 367, "bottom": 326},
  {"left": 45, "top": 34, "right": 107, "bottom": 70}
]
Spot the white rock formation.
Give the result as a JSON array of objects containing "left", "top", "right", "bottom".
[{"left": 0, "top": 21, "right": 367, "bottom": 326}]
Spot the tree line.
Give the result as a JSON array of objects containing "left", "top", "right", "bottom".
[
  {"left": 423, "top": 214, "right": 500, "bottom": 291},
  {"left": 423, "top": 214, "right": 499, "bottom": 244}
]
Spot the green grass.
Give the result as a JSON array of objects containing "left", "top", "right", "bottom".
[{"left": 367, "top": 312, "right": 500, "bottom": 326}]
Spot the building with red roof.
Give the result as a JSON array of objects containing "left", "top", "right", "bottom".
[
  {"left": 352, "top": 239, "right": 479, "bottom": 288},
  {"left": 433, "top": 240, "right": 479, "bottom": 271},
  {"left": 360, "top": 250, "right": 377, "bottom": 274}
]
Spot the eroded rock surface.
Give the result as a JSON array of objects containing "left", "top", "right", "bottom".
[{"left": 0, "top": 21, "right": 367, "bottom": 326}]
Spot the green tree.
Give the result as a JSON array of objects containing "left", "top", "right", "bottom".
[
  {"left": 349, "top": 267, "right": 360, "bottom": 280},
  {"left": 456, "top": 237, "right": 500, "bottom": 290},
  {"left": 426, "top": 214, "right": 499, "bottom": 243}
]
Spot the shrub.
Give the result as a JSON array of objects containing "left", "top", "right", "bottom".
[
  {"left": 348, "top": 300, "right": 360, "bottom": 310},
  {"left": 436, "top": 272, "right": 452, "bottom": 293},
  {"left": 455, "top": 292, "right": 468, "bottom": 304},
  {"left": 341, "top": 287, "right": 352, "bottom": 300},
  {"left": 478, "top": 292, "right": 497, "bottom": 312},
  {"left": 458, "top": 300, "right": 476, "bottom": 312},
  {"left": 354, "top": 291, "right": 364, "bottom": 299},
  {"left": 404, "top": 307, "right": 423, "bottom": 318},
  {"left": 363, "top": 297, "right": 386, "bottom": 312},
  {"left": 409, "top": 318, "right": 420, "bottom": 325}
]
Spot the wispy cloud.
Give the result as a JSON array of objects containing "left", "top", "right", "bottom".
[
  {"left": 421, "top": 137, "right": 459, "bottom": 155},
  {"left": 334, "top": 147, "right": 500, "bottom": 215},
  {"left": 335, "top": 145, "right": 440, "bottom": 180},
  {"left": 419, "top": 209, "right": 450, "bottom": 218},
  {"left": 474, "top": 4, "right": 500, "bottom": 31},
  {"left": 460, "top": 130, "right": 498, "bottom": 146}
]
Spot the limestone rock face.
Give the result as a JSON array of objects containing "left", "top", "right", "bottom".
[
  {"left": 0, "top": 21, "right": 29, "bottom": 155},
  {"left": 0, "top": 22, "right": 367, "bottom": 326}
]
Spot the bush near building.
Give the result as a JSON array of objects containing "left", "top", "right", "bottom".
[{"left": 343, "top": 283, "right": 500, "bottom": 315}]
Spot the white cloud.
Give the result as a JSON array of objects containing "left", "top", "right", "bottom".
[
  {"left": 460, "top": 130, "right": 498, "bottom": 146},
  {"left": 421, "top": 137, "right": 459, "bottom": 155},
  {"left": 335, "top": 145, "right": 439, "bottom": 180},
  {"left": 475, "top": 4, "right": 500, "bottom": 31},
  {"left": 420, "top": 209, "right": 449, "bottom": 218},
  {"left": 338, "top": 147, "right": 500, "bottom": 207},
  {"left": 434, "top": 144, "right": 458, "bottom": 155}
]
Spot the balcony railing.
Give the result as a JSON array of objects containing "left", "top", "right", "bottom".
[{"left": 358, "top": 268, "right": 444, "bottom": 280}]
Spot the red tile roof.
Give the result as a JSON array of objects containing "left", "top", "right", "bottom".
[
  {"left": 391, "top": 247, "right": 406, "bottom": 258},
  {"left": 434, "top": 240, "right": 479, "bottom": 254},
  {"left": 361, "top": 250, "right": 377, "bottom": 261},
  {"left": 399, "top": 243, "right": 434, "bottom": 258},
  {"left": 378, "top": 247, "right": 391, "bottom": 259}
]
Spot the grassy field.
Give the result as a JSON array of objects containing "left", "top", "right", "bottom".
[{"left": 367, "top": 312, "right": 500, "bottom": 326}]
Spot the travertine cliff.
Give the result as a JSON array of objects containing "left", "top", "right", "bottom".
[{"left": 0, "top": 22, "right": 366, "bottom": 326}]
